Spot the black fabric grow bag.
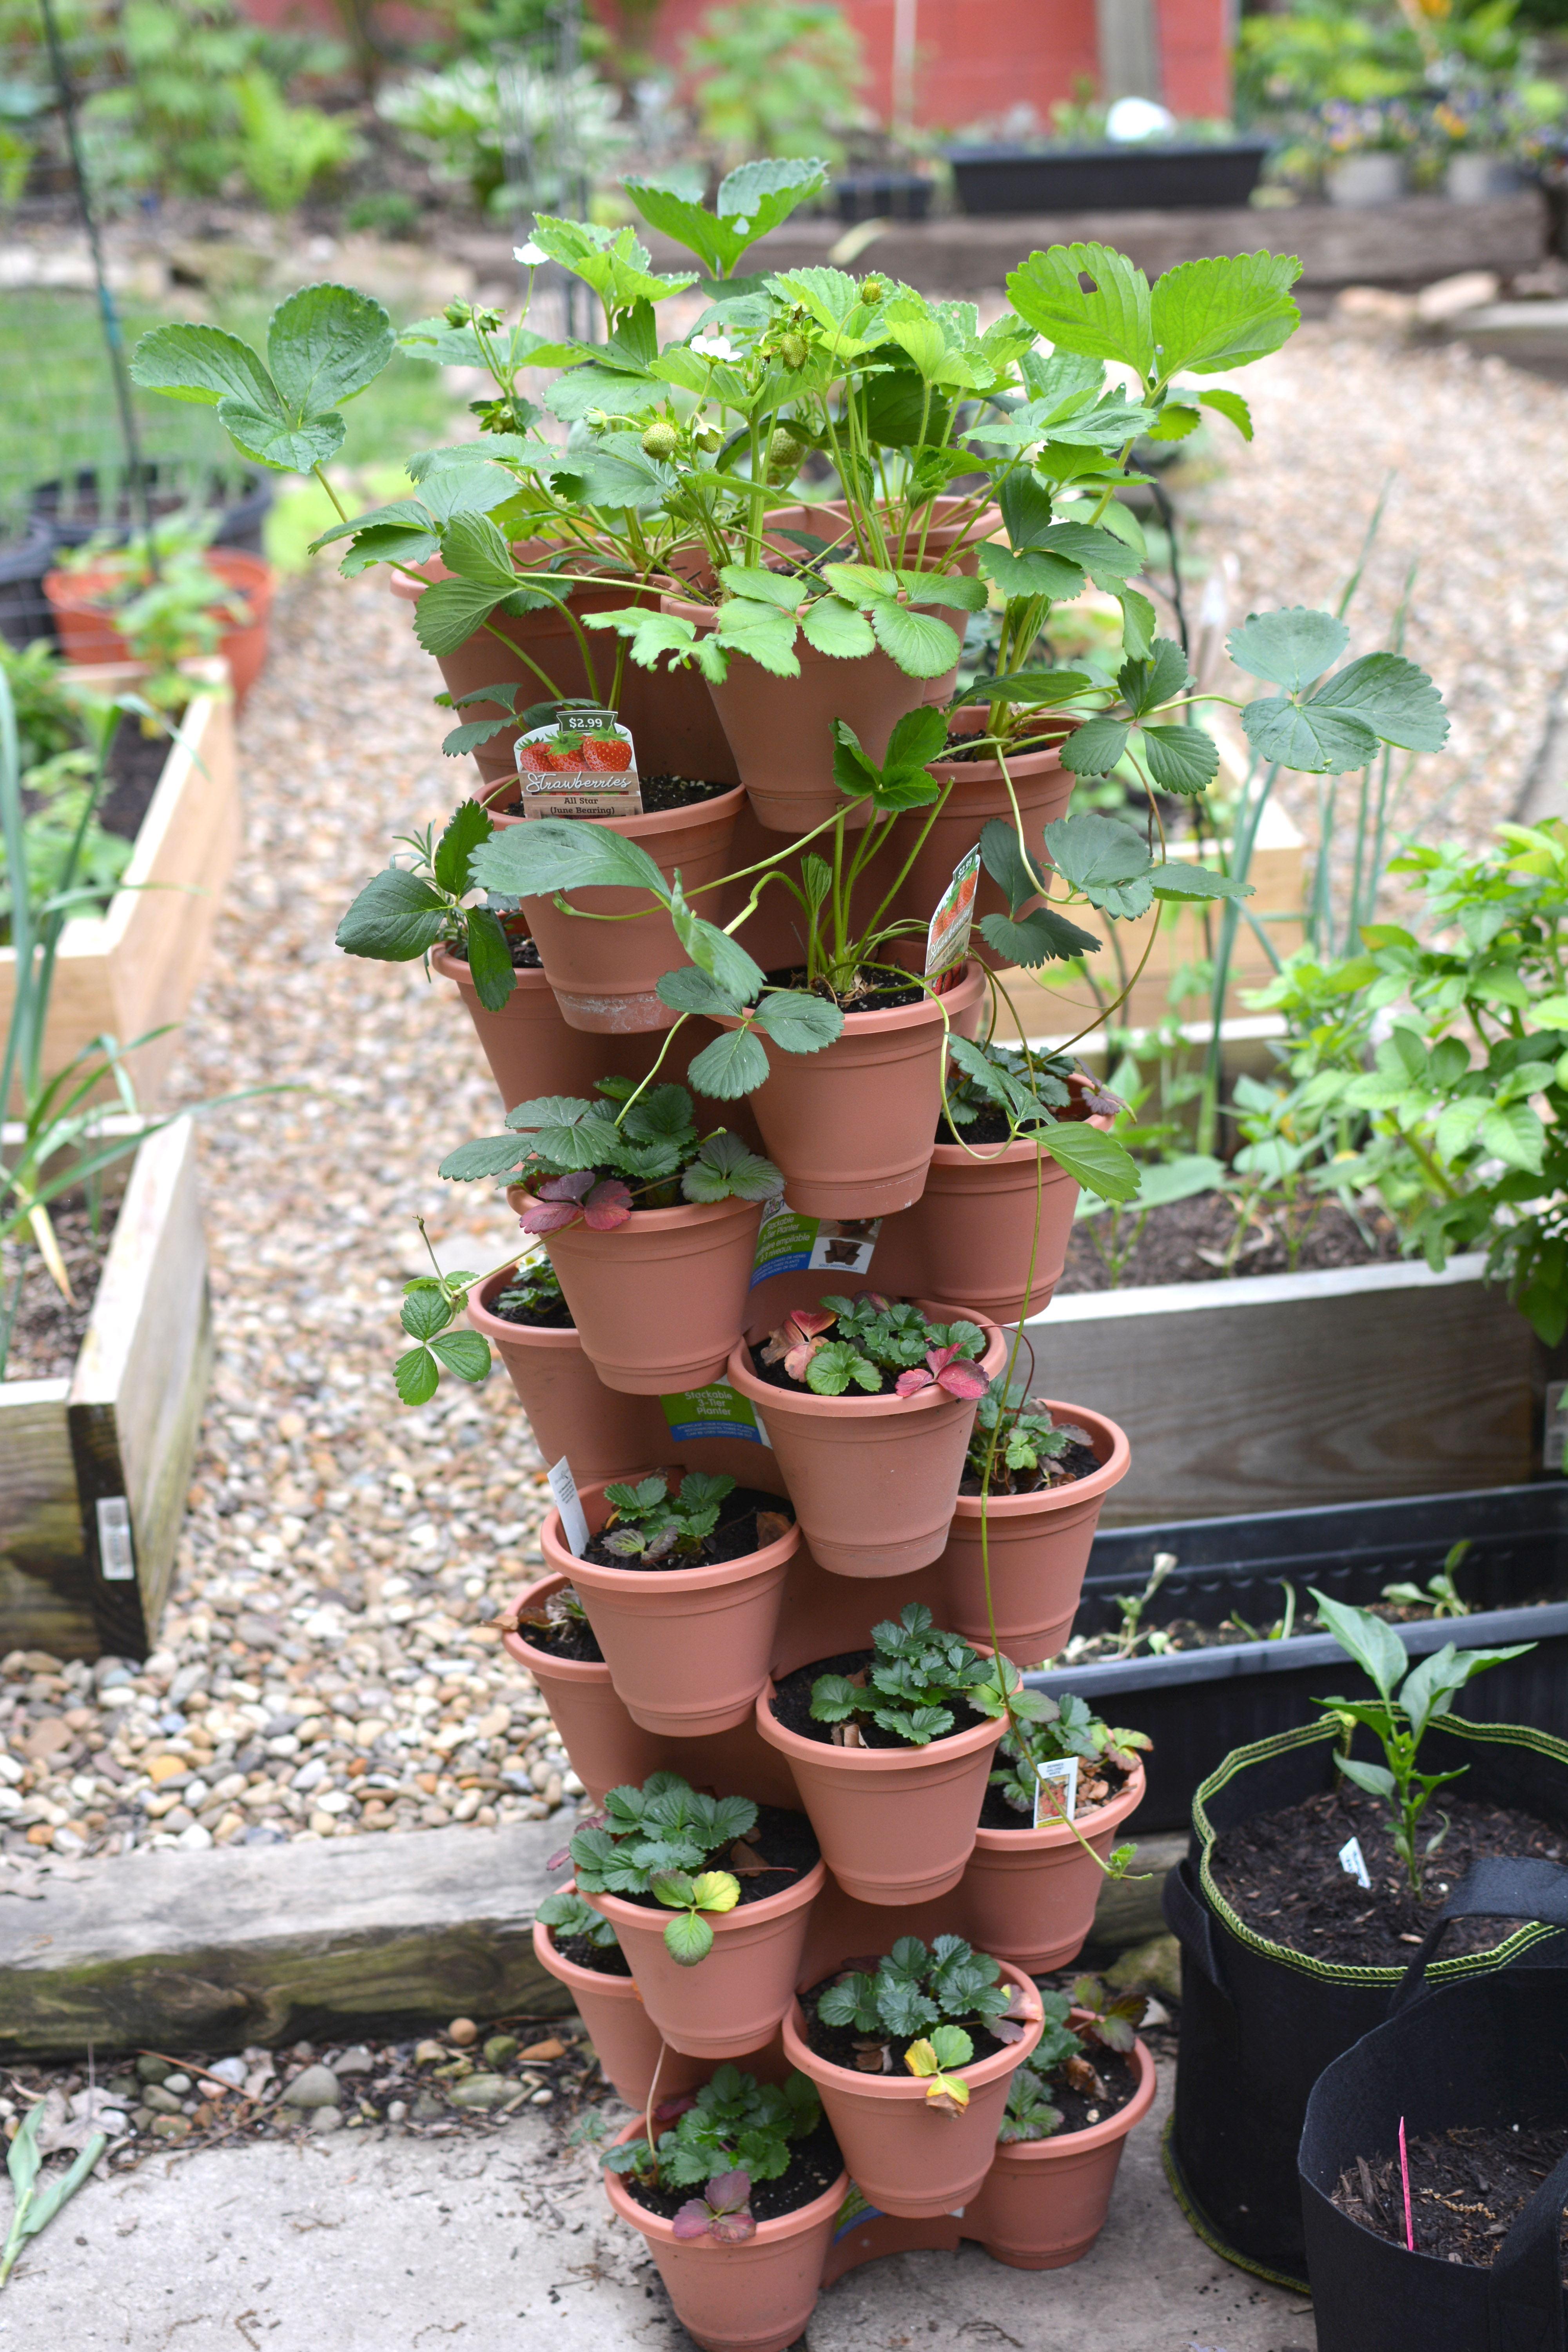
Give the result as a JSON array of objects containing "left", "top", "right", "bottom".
[
  {"left": 1162, "top": 1717, "right": 1568, "bottom": 2291},
  {"left": 946, "top": 138, "right": 1270, "bottom": 215},
  {"left": 1299, "top": 1857, "right": 1568, "bottom": 2349},
  {"left": 1026, "top": 1483, "right": 1568, "bottom": 1832}
]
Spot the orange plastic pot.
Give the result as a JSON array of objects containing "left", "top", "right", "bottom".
[
  {"left": 781, "top": 1960, "right": 1043, "bottom": 2218},
  {"left": 540, "top": 1475, "right": 799, "bottom": 1737},
  {"left": 603, "top": 2118, "right": 846, "bottom": 2352},
  {"left": 493, "top": 786, "right": 746, "bottom": 1033},
  {"left": 531, "top": 1192, "right": 765, "bottom": 1396},
  {"left": 874, "top": 1121, "right": 1103, "bottom": 1327},
  {"left": 532, "top": 1898, "right": 709, "bottom": 2110},
  {"left": 584, "top": 1857, "right": 827, "bottom": 2059},
  {"left": 935, "top": 1403, "right": 1131, "bottom": 1662},
  {"left": 46, "top": 548, "right": 275, "bottom": 705},
  {"left": 432, "top": 947, "right": 668, "bottom": 1112},
  {"left": 755, "top": 1668, "right": 1005, "bottom": 1903},
  {"left": 959, "top": 1761, "right": 1146, "bottom": 1973},
  {"left": 726, "top": 1301, "right": 1007, "bottom": 1579},
  {"left": 717, "top": 959, "right": 987, "bottom": 1220},
  {"left": 466, "top": 1271, "right": 667, "bottom": 1480},
  {"left": 501, "top": 1575, "right": 665, "bottom": 1802},
  {"left": 964, "top": 2033, "right": 1157, "bottom": 2267}
]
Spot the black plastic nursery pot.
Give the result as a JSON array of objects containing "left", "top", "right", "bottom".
[
  {"left": 0, "top": 514, "right": 56, "bottom": 649},
  {"left": 834, "top": 173, "right": 933, "bottom": 222},
  {"left": 30, "top": 465, "right": 274, "bottom": 555},
  {"left": 1161, "top": 1717, "right": 1568, "bottom": 2291},
  {"left": 1299, "top": 1857, "right": 1568, "bottom": 2351},
  {"left": 946, "top": 138, "right": 1271, "bottom": 214},
  {"left": 1025, "top": 1483, "right": 1568, "bottom": 1833}
]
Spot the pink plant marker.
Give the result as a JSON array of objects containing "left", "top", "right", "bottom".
[{"left": 1399, "top": 2115, "right": 1415, "bottom": 2252}]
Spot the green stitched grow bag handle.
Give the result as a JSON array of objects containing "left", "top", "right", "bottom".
[
  {"left": 1161, "top": 1855, "right": 1229, "bottom": 1997},
  {"left": 1390, "top": 1857, "right": 1568, "bottom": 2017}
]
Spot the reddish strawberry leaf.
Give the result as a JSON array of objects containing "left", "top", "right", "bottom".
[
  {"left": 583, "top": 1178, "right": 633, "bottom": 1229},
  {"left": 936, "top": 1359, "right": 989, "bottom": 1399},
  {"left": 671, "top": 2201, "right": 714, "bottom": 2241}
]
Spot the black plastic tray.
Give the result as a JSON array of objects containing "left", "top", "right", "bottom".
[
  {"left": 1023, "top": 1483, "right": 1568, "bottom": 1832},
  {"left": 946, "top": 138, "right": 1271, "bottom": 216}
]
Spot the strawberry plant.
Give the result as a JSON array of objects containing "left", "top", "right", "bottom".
[
  {"left": 817, "top": 1935, "right": 1029, "bottom": 2110},
  {"left": 536, "top": 1889, "right": 619, "bottom": 1952},
  {"left": 989, "top": 1693, "right": 1151, "bottom": 1821},
  {"left": 995, "top": 1980, "right": 1147, "bottom": 2142},
  {"left": 965, "top": 1387, "right": 1096, "bottom": 1492},
  {"left": 605, "top": 2064, "right": 822, "bottom": 2195},
  {"left": 670, "top": 2169, "right": 756, "bottom": 2241},
  {"left": 336, "top": 799, "right": 517, "bottom": 1010},
  {"left": 566, "top": 1772, "right": 761, "bottom": 1963},
  {"left": 809, "top": 1602, "right": 1027, "bottom": 1747},
  {"left": 760, "top": 1293, "right": 986, "bottom": 1397},
  {"left": 599, "top": 1471, "right": 739, "bottom": 1562}
]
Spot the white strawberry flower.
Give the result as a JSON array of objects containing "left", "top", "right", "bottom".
[
  {"left": 514, "top": 240, "right": 547, "bottom": 266},
  {"left": 690, "top": 331, "right": 738, "bottom": 361}
]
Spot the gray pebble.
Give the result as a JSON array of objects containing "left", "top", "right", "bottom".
[
  {"left": 162, "top": 2073, "right": 192, "bottom": 2095},
  {"left": 141, "top": 2085, "right": 184, "bottom": 2115},
  {"left": 387, "top": 2100, "right": 408, "bottom": 2123},
  {"left": 310, "top": 2107, "right": 345, "bottom": 2133},
  {"left": 333, "top": 2046, "right": 374, "bottom": 2076},
  {"left": 281, "top": 2065, "right": 341, "bottom": 2109},
  {"left": 207, "top": 2056, "right": 249, "bottom": 2088},
  {"left": 447, "top": 2074, "right": 508, "bottom": 2110},
  {"left": 136, "top": 2055, "right": 171, "bottom": 2085}
]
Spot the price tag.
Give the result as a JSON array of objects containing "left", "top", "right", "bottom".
[
  {"left": 516, "top": 708, "right": 643, "bottom": 818},
  {"left": 659, "top": 1382, "right": 771, "bottom": 1447},
  {"left": 1339, "top": 1834, "right": 1372, "bottom": 1889},
  {"left": 547, "top": 1455, "right": 592, "bottom": 1556},
  {"left": 924, "top": 847, "right": 980, "bottom": 993},
  {"left": 750, "top": 1198, "right": 881, "bottom": 1288},
  {"left": 1034, "top": 1756, "right": 1078, "bottom": 1827}
]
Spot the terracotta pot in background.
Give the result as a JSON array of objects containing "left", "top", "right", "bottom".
[
  {"left": 532, "top": 1193, "right": 765, "bottom": 1396},
  {"left": 960, "top": 1760, "right": 1145, "bottom": 1974},
  {"left": 585, "top": 1858, "right": 827, "bottom": 2059},
  {"left": 965, "top": 2033, "right": 1157, "bottom": 2267},
  {"left": 603, "top": 2117, "right": 846, "bottom": 2352},
  {"left": 468, "top": 1272, "right": 668, "bottom": 1479},
  {"left": 875, "top": 1116, "right": 1105, "bottom": 1327},
  {"left": 755, "top": 1670, "right": 1006, "bottom": 1903},
  {"left": 726, "top": 1302, "right": 1006, "bottom": 1577},
  {"left": 533, "top": 1899, "right": 710, "bottom": 2109},
  {"left": 720, "top": 959, "right": 987, "bottom": 1220},
  {"left": 540, "top": 1475, "right": 799, "bottom": 1737},
  {"left": 432, "top": 948, "right": 667, "bottom": 1112},
  {"left": 501, "top": 1574, "right": 666, "bottom": 1802},
  {"left": 935, "top": 1403, "right": 1131, "bottom": 1663},
  {"left": 46, "top": 548, "right": 275, "bottom": 705},
  {"left": 781, "top": 1960, "right": 1043, "bottom": 2218}
]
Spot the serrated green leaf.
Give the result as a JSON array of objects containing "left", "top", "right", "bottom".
[
  {"left": 717, "top": 565, "right": 808, "bottom": 612},
  {"left": 1240, "top": 695, "right": 1381, "bottom": 778},
  {"left": 473, "top": 820, "right": 669, "bottom": 901},
  {"left": 716, "top": 597, "right": 801, "bottom": 677},
  {"left": 979, "top": 544, "right": 1085, "bottom": 602},
  {"left": 1307, "top": 653, "right": 1449, "bottom": 756},
  {"left": 394, "top": 1346, "right": 440, "bottom": 1406},
  {"left": 1142, "top": 724, "right": 1220, "bottom": 794},
  {"left": 1147, "top": 250, "right": 1301, "bottom": 378},
  {"left": 1147, "top": 862, "right": 1255, "bottom": 902},
  {"left": 1228, "top": 607, "right": 1348, "bottom": 692},
  {"left": 430, "top": 1329, "right": 492, "bottom": 1383},
  {"left": 978, "top": 905, "right": 1102, "bottom": 966},
  {"left": 436, "top": 1134, "right": 534, "bottom": 1181},
  {"left": 688, "top": 1024, "right": 771, "bottom": 1100},
  {"left": 800, "top": 596, "right": 877, "bottom": 659},
  {"left": 129, "top": 320, "right": 276, "bottom": 410},
  {"left": 1199, "top": 387, "right": 1253, "bottom": 440},
  {"left": 657, "top": 965, "right": 746, "bottom": 1018},
  {"left": 1007, "top": 243, "right": 1155, "bottom": 378},
  {"left": 867, "top": 598, "right": 964, "bottom": 680},
  {"left": 462, "top": 905, "right": 515, "bottom": 1011},
  {"left": 752, "top": 990, "right": 844, "bottom": 1052},
  {"left": 1059, "top": 716, "right": 1129, "bottom": 776},
  {"left": 267, "top": 281, "right": 395, "bottom": 412},
  {"left": 1038, "top": 1120, "right": 1140, "bottom": 1203},
  {"left": 1043, "top": 810, "right": 1153, "bottom": 904},
  {"left": 411, "top": 579, "right": 513, "bottom": 661},
  {"left": 663, "top": 1910, "right": 716, "bottom": 1966},
  {"left": 1481, "top": 1101, "right": 1546, "bottom": 1172},
  {"left": 335, "top": 867, "right": 448, "bottom": 962}
]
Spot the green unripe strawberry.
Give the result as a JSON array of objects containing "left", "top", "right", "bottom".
[
  {"left": 641, "top": 419, "right": 679, "bottom": 460},
  {"left": 766, "top": 428, "right": 807, "bottom": 482},
  {"left": 779, "top": 331, "right": 808, "bottom": 370}
]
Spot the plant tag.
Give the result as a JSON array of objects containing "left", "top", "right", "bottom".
[
  {"left": 659, "top": 1381, "right": 771, "bottom": 1447},
  {"left": 924, "top": 846, "right": 980, "bottom": 993},
  {"left": 516, "top": 708, "right": 643, "bottom": 818},
  {"left": 547, "top": 1455, "right": 592, "bottom": 1555},
  {"left": 1034, "top": 1756, "right": 1078, "bottom": 1827},
  {"left": 750, "top": 1197, "right": 881, "bottom": 1288},
  {"left": 1546, "top": 1380, "right": 1568, "bottom": 1475},
  {"left": 1339, "top": 1834, "right": 1371, "bottom": 1889},
  {"left": 95, "top": 1495, "right": 136, "bottom": 1583}
]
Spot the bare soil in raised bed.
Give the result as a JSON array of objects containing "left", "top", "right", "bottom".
[
  {"left": 0, "top": 1200, "right": 119, "bottom": 1381},
  {"left": 1059, "top": 1193, "right": 1404, "bottom": 1292},
  {"left": 1333, "top": 2122, "right": 1568, "bottom": 2276}
]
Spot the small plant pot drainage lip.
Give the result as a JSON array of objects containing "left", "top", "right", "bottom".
[
  {"left": 965, "top": 2032, "right": 1158, "bottom": 2270},
  {"left": 584, "top": 1859, "right": 828, "bottom": 2060},
  {"left": 780, "top": 1961, "right": 1044, "bottom": 2220},
  {"left": 1028, "top": 1481, "right": 1568, "bottom": 1835},
  {"left": 603, "top": 2116, "right": 849, "bottom": 2352}
]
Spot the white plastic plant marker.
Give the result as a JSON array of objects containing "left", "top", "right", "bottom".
[
  {"left": 1034, "top": 1755, "right": 1078, "bottom": 1826},
  {"left": 924, "top": 847, "right": 980, "bottom": 991},
  {"left": 1338, "top": 1834, "right": 1371, "bottom": 1889},
  {"left": 95, "top": 1495, "right": 136, "bottom": 1582},
  {"left": 547, "top": 1455, "right": 592, "bottom": 1555}
]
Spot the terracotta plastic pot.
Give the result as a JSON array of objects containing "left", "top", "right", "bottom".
[
  {"left": 584, "top": 1857, "right": 827, "bottom": 2059},
  {"left": 755, "top": 1665, "right": 1006, "bottom": 1903},
  {"left": 960, "top": 1760, "right": 1146, "bottom": 1973},
  {"left": 501, "top": 1575, "right": 666, "bottom": 1802},
  {"left": 390, "top": 556, "right": 736, "bottom": 789},
  {"left": 432, "top": 947, "right": 668, "bottom": 1112},
  {"left": 532, "top": 1896, "right": 710, "bottom": 2109},
  {"left": 45, "top": 548, "right": 275, "bottom": 705},
  {"left": 781, "top": 1960, "right": 1043, "bottom": 2218},
  {"left": 718, "top": 959, "right": 986, "bottom": 1220},
  {"left": 467, "top": 1271, "right": 668, "bottom": 1479},
  {"left": 530, "top": 1192, "right": 765, "bottom": 1396},
  {"left": 726, "top": 1300, "right": 1006, "bottom": 1579},
  {"left": 965, "top": 2032, "right": 1157, "bottom": 2267},
  {"left": 494, "top": 786, "right": 746, "bottom": 1033},
  {"left": 935, "top": 1403, "right": 1132, "bottom": 1663},
  {"left": 662, "top": 593, "right": 931, "bottom": 835},
  {"left": 882, "top": 703, "right": 1076, "bottom": 971},
  {"left": 540, "top": 1475, "right": 799, "bottom": 1737},
  {"left": 603, "top": 2117, "right": 846, "bottom": 2352}
]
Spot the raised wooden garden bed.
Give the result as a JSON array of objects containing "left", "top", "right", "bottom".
[{"left": 0, "top": 1117, "right": 211, "bottom": 1660}]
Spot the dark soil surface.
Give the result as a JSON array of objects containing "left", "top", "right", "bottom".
[
  {"left": 766, "top": 965, "right": 928, "bottom": 1014},
  {"left": 1060, "top": 1192, "right": 1403, "bottom": 1291},
  {"left": 452, "top": 936, "right": 544, "bottom": 971},
  {"left": 0, "top": 1200, "right": 120, "bottom": 1381},
  {"left": 581, "top": 1487, "right": 795, "bottom": 1572},
  {"left": 747, "top": 1341, "right": 903, "bottom": 1399},
  {"left": 100, "top": 713, "right": 172, "bottom": 842},
  {"left": 1034, "top": 2044, "right": 1140, "bottom": 2137},
  {"left": 638, "top": 774, "right": 734, "bottom": 813},
  {"left": 612, "top": 1804, "right": 820, "bottom": 1914},
  {"left": 769, "top": 1650, "right": 988, "bottom": 1752},
  {"left": 624, "top": 2116, "right": 844, "bottom": 2223},
  {"left": 935, "top": 1088, "right": 1096, "bottom": 1148},
  {"left": 799, "top": 1971, "right": 1010, "bottom": 2075},
  {"left": 488, "top": 1283, "right": 572, "bottom": 1329},
  {"left": 508, "top": 1605, "right": 604, "bottom": 1665},
  {"left": 1333, "top": 2122, "right": 1568, "bottom": 2276},
  {"left": 958, "top": 1437, "right": 1100, "bottom": 1498},
  {"left": 1210, "top": 1787, "right": 1568, "bottom": 1967},
  {"left": 977, "top": 1756, "right": 1130, "bottom": 1833},
  {"left": 554, "top": 1930, "right": 632, "bottom": 1980}
]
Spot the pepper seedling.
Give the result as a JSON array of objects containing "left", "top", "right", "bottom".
[
  {"left": 1382, "top": 1538, "right": 1472, "bottom": 1621},
  {"left": 565, "top": 1772, "right": 764, "bottom": 1963},
  {"left": 599, "top": 1471, "right": 738, "bottom": 1562}
]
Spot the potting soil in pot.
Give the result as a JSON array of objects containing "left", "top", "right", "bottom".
[
  {"left": 452, "top": 934, "right": 543, "bottom": 970},
  {"left": 1029, "top": 2045, "right": 1142, "bottom": 2136},
  {"left": 797, "top": 1974, "right": 1012, "bottom": 2074},
  {"left": 554, "top": 1927, "right": 633, "bottom": 1978},
  {"left": 958, "top": 1436, "right": 1100, "bottom": 1499},
  {"left": 489, "top": 1281, "right": 573, "bottom": 1330},
  {"left": 769, "top": 1651, "right": 990, "bottom": 1750},
  {"left": 1209, "top": 1786, "right": 1567, "bottom": 1965},
  {"left": 764, "top": 967, "right": 929, "bottom": 1014},
  {"left": 579, "top": 1487, "right": 795, "bottom": 1572},
  {"left": 609, "top": 1802, "right": 821, "bottom": 1914},
  {"left": 506, "top": 1598, "right": 604, "bottom": 1664},
  {"left": 1330, "top": 2122, "right": 1568, "bottom": 2275},
  {"left": 976, "top": 1756, "right": 1132, "bottom": 1834},
  {"left": 623, "top": 2119, "right": 846, "bottom": 2223}
]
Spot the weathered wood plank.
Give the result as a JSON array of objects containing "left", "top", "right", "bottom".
[
  {"left": 1027, "top": 1254, "right": 1535, "bottom": 1524},
  {"left": 0, "top": 1380, "right": 95, "bottom": 1656},
  {"left": 0, "top": 1818, "right": 576, "bottom": 2056}
]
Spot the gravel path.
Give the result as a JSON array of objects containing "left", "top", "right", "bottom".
[{"left": 2, "top": 564, "right": 568, "bottom": 1865}]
